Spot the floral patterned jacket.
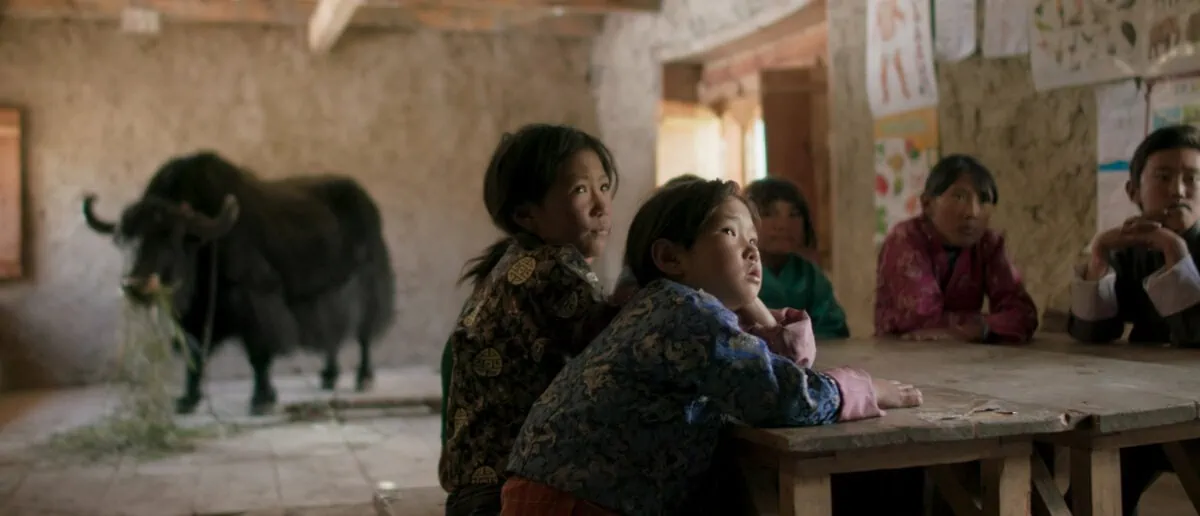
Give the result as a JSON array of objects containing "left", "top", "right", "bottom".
[
  {"left": 505, "top": 279, "right": 881, "bottom": 515},
  {"left": 438, "top": 242, "right": 620, "bottom": 493},
  {"left": 874, "top": 216, "right": 1039, "bottom": 342}
]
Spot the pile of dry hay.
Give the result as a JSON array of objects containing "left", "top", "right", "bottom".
[{"left": 41, "top": 288, "right": 235, "bottom": 461}]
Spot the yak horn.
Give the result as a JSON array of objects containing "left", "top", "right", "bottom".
[
  {"left": 81, "top": 194, "right": 117, "bottom": 235},
  {"left": 186, "top": 194, "right": 240, "bottom": 240}
]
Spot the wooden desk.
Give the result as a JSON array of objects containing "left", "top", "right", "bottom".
[
  {"left": 811, "top": 338, "right": 1200, "bottom": 516},
  {"left": 736, "top": 380, "right": 1072, "bottom": 516},
  {"left": 1032, "top": 334, "right": 1200, "bottom": 368}
]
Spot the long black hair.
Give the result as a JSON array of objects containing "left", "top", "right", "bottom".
[
  {"left": 743, "top": 177, "right": 817, "bottom": 248},
  {"left": 460, "top": 124, "right": 619, "bottom": 287}
]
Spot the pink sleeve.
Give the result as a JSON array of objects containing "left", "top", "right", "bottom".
[
  {"left": 744, "top": 308, "right": 817, "bottom": 366},
  {"left": 980, "top": 233, "right": 1040, "bottom": 343},
  {"left": 824, "top": 366, "right": 883, "bottom": 422},
  {"left": 873, "top": 223, "right": 976, "bottom": 336}
]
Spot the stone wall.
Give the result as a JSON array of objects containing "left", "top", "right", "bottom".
[
  {"left": 594, "top": 0, "right": 1096, "bottom": 336},
  {"left": 0, "top": 22, "right": 597, "bottom": 390}
]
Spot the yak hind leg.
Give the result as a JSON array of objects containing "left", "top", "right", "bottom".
[
  {"left": 176, "top": 335, "right": 206, "bottom": 415},
  {"left": 355, "top": 336, "right": 374, "bottom": 392},
  {"left": 319, "top": 348, "right": 339, "bottom": 391},
  {"left": 242, "top": 341, "right": 278, "bottom": 416}
]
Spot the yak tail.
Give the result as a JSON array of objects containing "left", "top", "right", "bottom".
[
  {"left": 361, "top": 234, "right": 396, "bottom": 342},
  {"left": 459, "top": 237, "right": 513, "bottom": 289}
]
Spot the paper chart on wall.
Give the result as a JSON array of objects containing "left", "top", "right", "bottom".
[
  {"left": 1148, "top": 75, "right": 1200, "bottom": 130},
  {"left": 867, "top": 0, "right": 940, "bottom": 118},
  {"left": 1095, "top": 80, "right": 1147, "bottom": 233},
  {"left": 935, "top": 0, "right": 978, "bottom": 62},
  {"left": 874, "top": 108, "right": 940, "bottom": 245},
  {"left": 1144, "top": 0, "right": 1200, "bottom": 77},
  {"left": 1028, "top": 0, "right": 1146, "bottom": 91},
  {"left": 982, "top": 0, "right": 1031, "bottom": 57}
]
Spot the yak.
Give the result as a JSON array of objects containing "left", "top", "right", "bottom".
[{"left": 81, "top": 151, "right": 396, "bottom": 416}]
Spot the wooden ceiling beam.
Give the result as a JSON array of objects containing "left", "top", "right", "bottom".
[
  {"left": 0, "top": 0, "right": 658, "bottom": 20},
  {"left": 412, "top": 8, "right": 602, "bottom": 36},
  {"left": 0, "top": 0, "right": 607, "bottom": 37},
  {"left": 308, "top": 0, "right": 363, "bottom": 53},
  {"left": 1, "top": 0, "right": 308, "bottom": 25},
  {"left": 417, "top": 0, "right": 660, "bottom": 13}
]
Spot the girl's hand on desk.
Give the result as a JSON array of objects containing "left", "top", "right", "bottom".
[{"left": 872, "top": 379, "right": 923, "bottom": 409}]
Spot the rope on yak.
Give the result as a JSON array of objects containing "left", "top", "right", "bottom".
[{"left": 41, "top": 246, "right": 235, "bottom": 462}]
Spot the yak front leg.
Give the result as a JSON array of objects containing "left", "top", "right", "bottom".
[
  {"left": 235, "top": 290, "right": 295, "bottom": 416},
  {"left": 176, "top": 334, "right": 206, "bottom": 415},
  {"left": 242, "top": 340, "right": 278, "bottom": 416},
  {"left": 356, "top": 336, "right": 374, "bottom": 392},
  {"left": 319, "top": 348, "right": 340, "bottom": 391}
]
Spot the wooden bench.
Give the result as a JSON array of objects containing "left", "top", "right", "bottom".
[
  {"left": 813, "top": 338, "right": 1200, "bottom": 516},
  {"left": 735, "top": 382, "right": 1072, "bottom": 516}
]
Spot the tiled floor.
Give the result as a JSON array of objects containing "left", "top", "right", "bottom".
[
  {"left": 0, "top": 365, "right": 1192, "bottom": 515},
  {"left": 0, "top": 367, "right": 445, "bottom": 516}
]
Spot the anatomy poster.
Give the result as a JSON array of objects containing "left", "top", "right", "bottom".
[
  {"left": 1095, "top": 80, "right": 1147, "bottom": 233},
  {"left": 867, "top": 0, "right": 940, "bottom": 118},
  {"left": 874, "top": 107, "right": 940, "bottom": 245},
  {"left": 1029, "top": 0, "right": 1144, "bottom": 91},
  {"left": 1144, "top": 1, "right": 1200, "bottom": 77}
]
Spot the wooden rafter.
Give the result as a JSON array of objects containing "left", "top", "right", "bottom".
[
  {"left": 308, "top": 0, "right": 364, "bottom": 53},
  {"left": 0, "top": 0, "right": 637, "bottom": 37},
  {"left": 413, "top": 0, "right": 660, "bottom": 12}
]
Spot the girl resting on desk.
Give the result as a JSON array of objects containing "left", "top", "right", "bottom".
[
  {"left": 874, "top": 154, "right": 1039, "bottom": 343},
  {"left": 499, "top": 178, "right": 923, "bottom": 516}
]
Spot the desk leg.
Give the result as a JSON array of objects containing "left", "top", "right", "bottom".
[
  {"left": 1070, "top": 447, "right": 1122, "bottom": 516},
  {"left": 779, "top": 467, "right": 833, "bottom": 516},
  {"left": 981, "top": 454, "right": 1031, "bottom": 516},
  {"left": 1162, "top": 440, "right": 1200, "bottom": 511}
]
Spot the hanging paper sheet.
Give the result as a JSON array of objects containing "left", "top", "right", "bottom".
[
  {"left": 1095, "top": 80, "right": 1148, "bottom": 233},
  {"left": 867, "top": 0, "right": 940, "bottom": 118},
  {"left": 1029, "top": 0, "right": 1145, "bottom": 91},
  {"left": 1148, "top": 74, "right": 1200, "bottom": 130},
  {"left": 935, "top": 0, "right": 978, "bottom": 62},
  {"left": 1143, "top": 1, "right": 1200, "bottom": 78},
  {"left": 982, "top": 0, "right": 1031, "bottom": 58},
  {"left": 874, "top": 107, "right": 940, "bottom": 245}
]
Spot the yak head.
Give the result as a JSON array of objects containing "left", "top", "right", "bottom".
[{"left": 82, "top": 193, "right": 240, "bottom": 307}]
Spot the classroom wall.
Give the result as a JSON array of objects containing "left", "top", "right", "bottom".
[
  {"left": 593, "top": 0, "right": 1095, "bottom": 335},
  {"left": 0, "top": 21, "right": 597, "bottom": 390}
]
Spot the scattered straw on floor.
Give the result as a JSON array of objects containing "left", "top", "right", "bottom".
[{"left": 41, "top": 289, "right": 233, "bottom": 461}]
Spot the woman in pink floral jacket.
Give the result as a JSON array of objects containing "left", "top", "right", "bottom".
[{"left": 874, "top": 154, "right": 1039, "bottom": 343}]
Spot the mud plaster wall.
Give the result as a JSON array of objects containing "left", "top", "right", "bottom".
[
  {"left": 825, "top": 2, "right": 1094, "bottom": 335},
  {"left": 594, "top": 0, "right": 1095, "bottom": 337},
  {"left": 0, "top": 21, "right": 597, "bottom": 390}
]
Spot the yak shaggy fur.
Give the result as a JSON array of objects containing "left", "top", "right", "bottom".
[{"left": 82, "top": 151, "right": 396, "bottom": 416}]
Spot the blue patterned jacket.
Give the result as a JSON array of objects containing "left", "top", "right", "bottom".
[{"left": 506, "top": 278, "right": 845, "bottom": 515}]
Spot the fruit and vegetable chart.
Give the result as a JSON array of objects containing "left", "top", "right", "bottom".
[{"left": 873, "top": 107, "right": 940, "bottom": 245}]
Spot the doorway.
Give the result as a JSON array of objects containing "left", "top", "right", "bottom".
[{"left": 654, "top": 2, "right": 832, "bottom": 267}]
